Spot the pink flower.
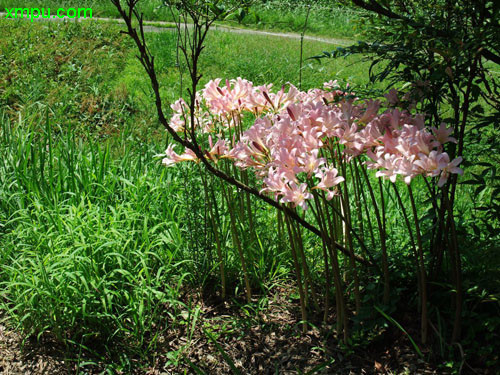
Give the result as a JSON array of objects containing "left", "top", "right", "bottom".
[
  {"left": 337, "top": 123, "right": 364, "bottom": 155},
  {"left": 358, "top": 100, "right": 380, "bottom": 124},
  {"left": 314, "top": 166, "right": 344, "bottom": 200},
  {"left": 298, "top": 149, "right": 326, "bottom": 177},
  {"left": 275, "top": 147, "right": 300, "bottom": 182},
  {"left": 281, "top": 182, "right": 313, "bottom": 210},
  {"left": 161, "top": 145, "right": 198, "bottom": 166},
  {"left": 202, "top": 77, "right": 254, "bottom": 115},
  {"left": 170, "top": 98, "right": 188, "bottom": 132},
  {"left": 256, "top": 84, "right": 299, "bottom": 112},
  {"left": 261, "top": 167, "right": 287, "bottom": 198},
  {"left": 368, "top": 151, "right": 400, "bottom": 183},
  {"left": 432, "top": 123, "right": 457, "bottom": 146},
  {"left": 208, "top": 136, "right": 228, "bottom": 160},
  {"left": 438, "top": 156, "right": 463, "bottom": 187},
  {"left": 385, "top": 88, "right": 400, "bottom": 107},
  {"left": 414, "top": 150, "right": 448, "bottom": 177},
  {"left": 164, "top": 77, "right": 466, "bottom": 202},
  {"left": 323, "top": 80, "right": 339, "bottom": 90}
]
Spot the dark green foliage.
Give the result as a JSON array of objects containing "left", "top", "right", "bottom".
[{"left": 314, "top": 0, "right": 500, "bottom": 368}]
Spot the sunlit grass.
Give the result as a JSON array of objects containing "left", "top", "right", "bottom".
[{"left": 0, "top": 0, "right": 367, "bottom": 38}]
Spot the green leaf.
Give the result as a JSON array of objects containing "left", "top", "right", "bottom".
[
  {"left": 185, "top": 358, "right": 207, "bottom": 375},
  {"left": 204, "top": 328, "right": 241, "bottom": 375},
  {"left": 374, "top": 306, "right": 423, "bottom": 357}
]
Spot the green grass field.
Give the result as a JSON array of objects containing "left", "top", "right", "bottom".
[
  {"left": 0, "top": 18, "right": 375, "bottom": 134},
  {"left": 0, "top": 0, "right": 367, "bottom": 39}
]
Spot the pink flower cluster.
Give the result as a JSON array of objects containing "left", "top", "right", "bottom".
[
  {"left": 161, "top": 78, "right": 463, "bottom": 209},
  {"left": 365, "top": 116, "right": 462, "bottom": 186}
]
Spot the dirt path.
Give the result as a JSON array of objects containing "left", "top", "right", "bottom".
[{"left": 0, "top": 13, "right": 352, "bottom": 45}]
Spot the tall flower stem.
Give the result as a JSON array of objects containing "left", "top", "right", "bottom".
[
  {"left": 221, "top": 182, "right": 252, "bottom": 303},
  {"left": 354, "top": 159, "right": 376, "bottom": 249},
  {"left": 323, "top": 196, "right": 348, "bottom": 342},
  {"left": 408, "top": 184, "right": 428, "bottom": 344},
  {"left": 310, "top": 190, "right": 333, "bottom": 323},
  {"left": 206, "top": 176, "right": 226, "bottom": 299},
  {"left": 444, "top": 193, "right": 463, "bottom": 343},
  {"left": 284, "top": 211, "right": 308, "bottom": 334},
  {"left": 360, "top": 165, "right": 390, "bottom": 304},
  {"left": 277, "top": 209, "right": 284, "bottom": 249},
  {"left": 292, "top": 221, "right": 321, "bottom": 311},
  {"left": 339, "top": 159, "right": 361, "bottom": 313},
  {"left": 350, "top": 162, "right": 365, "bottom": 244},
  {"left": 392, "top": 183, "right": 420, "bottom": 308}
]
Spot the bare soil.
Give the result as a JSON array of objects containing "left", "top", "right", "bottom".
[{"left": 2, "top": 287, "right": 483, "bottom": 375}]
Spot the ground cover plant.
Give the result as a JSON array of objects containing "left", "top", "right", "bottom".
[{"left": 0, "top": 1, "right": 499, "bottom": 374}]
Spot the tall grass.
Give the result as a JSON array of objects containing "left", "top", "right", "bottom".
[
  {"left": 0, "top": 108, "right": 289, "bottom": 370},
  {"left": 0, "top": 111, "right": 195, "bottom": 365}
]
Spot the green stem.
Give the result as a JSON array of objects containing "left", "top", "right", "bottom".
[
  {"left": 284, "top": 211, "right": 308, "bottom": 333},
  {"left": 408, "top": 184, "right": 428, "bottom": 344},
  {"left": 221, "top": 182, "right": 252, "bottom": 303},
  {"left": 360, "top": 166, "right": 390, "bottom": 304}
]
